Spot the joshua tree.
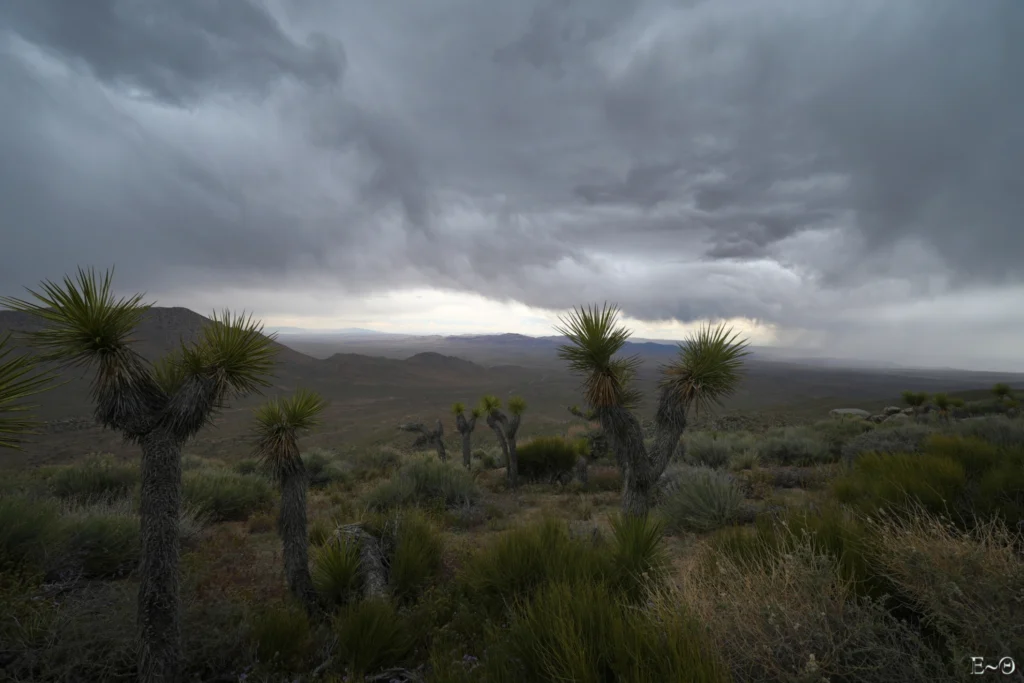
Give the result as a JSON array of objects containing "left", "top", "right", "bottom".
[
  {"left": 252, "top": 388, "right": 327, "bottom": 619},
  {"left": 479, "top": 395, "right": 527, "bottom": 489},
  {"left": 451, "top": 401, "right": 482, "bottom": 469},
  {"left": 932, "top": 392, "right": 951, "bottom": 423},
  {"left": 1, "top": 268, "right": 277, "bottom": 683},
  {"left": 398, "top": 418, "right": 447, "bottom": 462},
  {"left": 901, "top": 390, "right": 929, "bottom": 418},
  {"left": 0, "top": 332, "right": 58, "bottom": 449},
  {"left": 556, "top": 304, "right": 749, "bottom": 517},
  {"left": 567, "top": 405, "right": 610, "bottom": 462},
  {"left": 993, "top": 383, "right": 1014, "bottom": 402}
]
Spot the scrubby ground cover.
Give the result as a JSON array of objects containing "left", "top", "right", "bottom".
[{"left": 1, "top": 414, "right": 1022, "bottom": 682}]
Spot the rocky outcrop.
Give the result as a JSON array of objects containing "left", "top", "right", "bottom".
[{"left": 829, "top": 408, "right": 871, "bottom": 419}]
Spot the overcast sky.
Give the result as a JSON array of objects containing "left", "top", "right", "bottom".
[{"left": 1, "top": 0, "right": 1022, "bottom": 371}]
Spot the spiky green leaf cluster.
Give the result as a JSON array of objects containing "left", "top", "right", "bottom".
[
  {"left": 0, "top": 267, "right": 150, "bottom": 367},
  {"left": 555, "top": 304, "right": 642, "bottom": 410},
  {"left": 507, "top": 395, "right": 527, "bottom": 416},
  {"left": 451, "top": 401, "right": 466, "bottom": 417},
  {"left": 479, "top": 395, "right": 502, "bottom": 414},
  {"left": 193, "top": 310, "right": 278, "bottom": 398},
  {"left": 252, "top": 388, "right": 328, "bottom": 480},
  {"left": 659, "top": 323, "right": 750, "bottom": 416},
  {"left": 0, "top": 333, "right": 59, "bottom": 449}
]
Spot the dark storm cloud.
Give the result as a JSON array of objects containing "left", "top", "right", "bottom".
[
  {"left": 0, "top": 0, "right": 343, "bottom": 104},
  {"left": 1, "top": 0, "right": 1022, "bottom": 365}
]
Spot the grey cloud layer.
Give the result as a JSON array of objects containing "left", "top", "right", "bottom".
[{"left": 1, "top": 0, "right": 1022, "bottom": 352}]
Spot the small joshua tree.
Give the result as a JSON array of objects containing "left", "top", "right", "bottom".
[
  {"left": 398, "top": 418, "right": 447, "bottom": 462},
  {"left": 992, "top": 383, "right": 1014, "bottom": 403},
  {"left": 0, "top": 332, "right": 58, "bottom": 449},
  {"left": 480, "top": 395, "right": 527, "bottom": 489},
  {"left": 556, "top": 304, "right": 748, "bottom": 517},
  {"left": 901, "top": 390, "right": 929, "bottom": 419},
  {"left": 2, "top": 268, "right": 278, "bottom": 683},
  {"left": 932, "top": 392, "right": 951, "bottom": 423},
  {"left": 252, "top": 388, "right": 327, "bottom": 619},
  {"left": 451, "top": 401, "right": 482, "bottom": 469}
]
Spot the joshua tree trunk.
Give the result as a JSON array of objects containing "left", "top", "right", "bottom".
[
  {"left": 485, "top": 413, "right": 510, "bottom": 471},
  {"left": 433, "top": 419, "right": 448, "bottom": 463},
  {"left": 597, "top": 387, "right": 687, "bottom": 517},
  {"left": 504, "top": 413, "right": 521, "bottom": 489},
  {"left": 454, "top": 411, "right": 477, "bottom": 469},
  {"left": 279, "top": 469, "right": 319, "bottom": 618},
  {"left": 137, "top": 428, "right": 184, "bottom": 683},
  {"left": 398, "top": 420, "right": 447, "bottom": 462}
]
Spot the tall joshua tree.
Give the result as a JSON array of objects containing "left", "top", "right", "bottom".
[
  {"left": 1, "top": 268, "right": 277, "bottom": 683},
  {"left": 0, "top": 332, "right": 58, "bottom": 449},
  {"left": 479, "top": 395, "right": 526, "bottom": 489},
  {"left": 252, "top": 388, "right": 327, "bottom": 619},
  {"left": 398, "top": 418, "right": 448, "bottom": 461},
  {"left": 451, "top": 401, "right": 482, "bottom": 469},
  {"left": 556, "top": 304, "right": 748, "bottom": 517}
]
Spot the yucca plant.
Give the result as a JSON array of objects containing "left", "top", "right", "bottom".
[
  {"left": 479, "top": 394, "right": 527, "bottom": 488},
  {"left": 932, "top": 392, "right": 951, "bottom": 423},
  {"left": 398, "top": 418, "right": 448, "bottom": 462},
  {"left": 452, "top": 401, "right": 483, "bottom": 469},
  {"left": 252, "top": 388, "right": 328, "bottom": 618},
  {"left": 556, "top": 303, "right": 749, "bottom": 517},
  {"left": 901, "top": 390, "right": 929, "bottom": 419},
  {"left": 0, "top": 331, "right": 59, "bottom": 449},
  {"left": 1, "top": 267, "right": 278, "bottom": 683}
]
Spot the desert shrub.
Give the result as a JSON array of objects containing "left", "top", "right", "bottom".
[
  {"left": 729, "top": 449, "right": 760, "bottom": 471},
  {"left": 178, "top": 504, "right": 210, "bottom": 549},
  {"left": 48, "top": 454, "right": 138, "bottom": 504},
  {"left": 53, "top": 501, "right": 141, "bottom": 579},
  {"left": 864, "top": 508, "right": 1024, "bottom": 667},
  {"left": 181, "top": 454, "right": 215, "bottom": 471},
  {"left": 681, "top": 432, "right": 734, "bottom": 469},
  {"left": 183, "top": 469, "right": 274, "bottom": 522},
  {"left": 249, "top": 602, "right": 314, "bottom": 671},
  {"left": 308, "top": 517, "right": 332, "bottom": 546},
  {"left": 584, "top": 465, "right": 622, "bottom": 492},
  {"left": 484, "top": 579, "right": 729, "bottom": 683},
  {"left": 247, "top": 511, "right": 275, "bottom": 534},
  {"left": 461, "top": 518, "right": 607, "bottom": 617},
  {"left": 302, "top": 448, "right": 351, "bottom": 488},
  {"left": 333, "top": 598, "right": 416, "bottom": 678},
  {"left": 364, "top": 458, "right": 478, "bottom": 511},
  {"left": 233, "top": 458, "right": 260, "bottom": 475},
  {"left": 472, "top": 448, "right": 499, "bottom": 470},
  {"left": 953, "top": 415, "right": 1024, "bottom": 450},
  {"left": 607, "top": 513, "right": 670, "bottom": 601},
  {"left": 348, "top": 447, "right": 404, "bottom": 480},
  {"left": 0, "top": 495, "right": 61, "bottom": 570},
  {"left": 661, "top": 466, "right": 744, "bottom": 533},
  {"left": 841, "top": 422, "right": 936, "bottom": 463},
  {"left": 516, "top": 436, "right": 579, "bottom": 482},
  {"left": 807, "top": 418, "right": 876, "bottom": 457},
  {"left": 674, "top": 535, "right": 950, "bottom": 683},
  {"left": 389, "top": 510, "right": 444, "bottom": 602},
  {"left": 832, "top": 452, "right": 967, "bottom": 519},
  {"left": 312, "top": 537, "right": 363, "bottom": 607},
  {"left": 757, "top": 427, "right": 832, "bottom": 466}
]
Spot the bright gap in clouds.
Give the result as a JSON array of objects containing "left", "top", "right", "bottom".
[{"left": 255, "top": 287, "right": 780, "bottom": 343}]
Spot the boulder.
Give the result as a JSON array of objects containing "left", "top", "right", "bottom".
[
  {"left": 884, "top": 413, "right": 911, "bottom": 423},
  {"left": 902, "top": 407, "right": 915, "bottom": 415},
  {"left": 867, "top": 414, "right": 887, "bottom": 423},
  {"left": 829, "top": 408, "right": 871, "bottom": 419},
  {"left": 883, "top": 406, "right": 903, "bottom": 416}
]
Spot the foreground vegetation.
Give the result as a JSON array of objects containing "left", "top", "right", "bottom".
[{"left": 2, "top": 410, "right": 1022, "bottom": 682}]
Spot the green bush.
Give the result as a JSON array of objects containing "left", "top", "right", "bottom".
[
  {"left": 333, "top": 598, "right": 415, "bottom": 678},
  {"left": 757, "top": 427, "right": 832, "bottom": 466},
  {"left": 312, "top": 537, "right": 363, "bottom": 607},
  {"left": 607, "top": 513, "right": 670, "bottom": 601},
  {"left": 389, "top": 510, "right": 444, "bottom": 602},
  {"left": 48, "top": 454, "right": 139, "bottom": 504},
  {"left": 233, "top": 458, "right": 260, "bottom": 476},
  {"left": 661, "top": 466, "right": 744, "bottom": 533},
  {"left": 584, "top": 466, "right": 622, "bottom": 492},
  {"left": 54, "top": 501, "right": 141, "bottom": 579},
  {"left": 841, "top": 423, "right": 935, "bottom": 463},
  {"left": 308, "top": 517, "right": 332, "bottom": 546},
  {"left": 461, "top": 518, "right": 607, "bottom": 617},
  {"left": 472, "top": 448, "right": 499, "bottom": 470},
  {"left": 832, "top": 452, "right": 967, "bottom": 518},
  {"left": 681, "top": 432, "right": 733, "bottom": 469},
  {"left": 0, "top": 495, "right": 61, "bottom": 570},
  {"left": 484, "top": 579, "right": 728, "bottom": 683},
  {"left": 364, "top": 458, "right": 478, "bottom": 511},
  {"left": 181, "top": 454, "right": 214, "bottom": 471},
  {"left": 302, "top": 448, "right": 351, "bottom": 488},
  {"left": 348, "top": 448, "right": 404, "bottom": 480},
  {"left": 516, "top": 436, "right": 579, "bottom": 482},
  {"left": 183, "top": 469, "right": 274, "bottom": 522},
  {"left": 249, "top": 602, "right": 314, "bottom": 671},
  {"left": 953, "top": 416, "right": 1024, "bottom": 450}
]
